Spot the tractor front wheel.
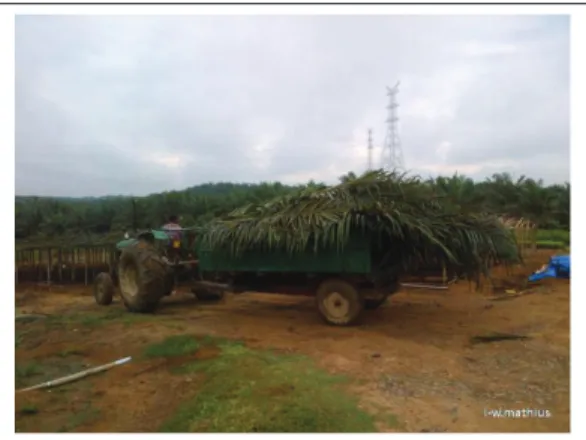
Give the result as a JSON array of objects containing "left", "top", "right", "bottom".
[
  {"left": 94, "top": 272, "right": 114, "bottom": 306},
  {"left": 316, "top": 279, "right": 364, "bottom": 326}
]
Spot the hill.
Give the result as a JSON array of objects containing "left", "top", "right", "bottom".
[{"left": 15, "top": 181, "right": 311, "bottom": 245}]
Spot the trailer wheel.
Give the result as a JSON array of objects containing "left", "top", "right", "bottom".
[
  {"left": 94, "top": 272, "right": 114, "bottom": 306},
  {"left": 118, "top": 242, "right": 168, "bottom": 313},
  {"left": 316, "top": 279, "right": 364, "bottom": 326}
]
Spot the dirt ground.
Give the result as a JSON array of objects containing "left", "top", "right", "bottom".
[{"left": 14, "top": 250, "right": 570, "bottom": 433}]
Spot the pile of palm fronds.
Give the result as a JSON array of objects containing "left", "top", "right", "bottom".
[{"left": 201, "top": 170, "right": 522, "bottom": 283}]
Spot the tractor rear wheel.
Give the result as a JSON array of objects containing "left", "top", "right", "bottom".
[
  {"left": 94, "top": 272, "right": 114, "bottom": 306},
  {"left": 118, "top": 241, "right": 169, "bottom": 313},
  {"left": 316, "top": 279, "right": 364, "bottom": 326}
]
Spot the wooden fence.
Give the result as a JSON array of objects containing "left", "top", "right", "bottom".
[
  {"left": 15, "top": 228, "right": 537, "bottom": 286},
  {"left": 15, "top": 244, "right": 118, "bottom": 285}
]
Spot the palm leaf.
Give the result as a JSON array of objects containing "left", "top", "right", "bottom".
[{"left": 200, "top": 169, "right": 521, "bottom": 283}]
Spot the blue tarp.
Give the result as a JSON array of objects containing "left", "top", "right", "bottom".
[{"left": 528, "top": 254, "right": 570, "bottom": 282}]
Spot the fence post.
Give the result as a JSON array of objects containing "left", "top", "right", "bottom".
[
  {"left": 91, "top": 247, "right": 96, "bottom": 280},
  {"left": 58, "top": 248, "right": 63, "bottom": 283},
  {"left": 71, "top": 249, "right": 76, "bottom": 282},
  {"left": 15, "top": 250, "right": 19, "bottom": 285},
  {"left": 47, "top": 248, "right": 52, "bottom": 285},
  {"left": 84, "top": 248, "right": 88, "bottom": 286}
]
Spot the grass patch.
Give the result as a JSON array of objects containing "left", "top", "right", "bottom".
[
  {"left": 536, "top": 240, "right": 567, "bottom": 250},
  {"left": 15, "top": 362, "right": 42, "bottom": 387},
  {"left": 57, "top": 404, "right": 100, "bottom": 432},
  {"left": 15, "top": 355, "right": 88, "bottom": 390},
  {"left": 57, "top": 348, "right": 86, "bottom": 357},
  {"left": 18, "top": 404, "right": 39, "bottom": 416},
  {"left": 15, "top": 331, "right": 28, "bottom": 348},
  {"left": 536, "top": 229, "right": 570, "bottom": 245},
  {"left": 46, "top": 307, "right": 150, "bottom": 328},
  {"left": 143, "top": 335, "right": 200, "bottom": 358},
  {"left": 159, "top": 336, "right": 377, "bottom": 433},
  {"left": 384, "top": 413, "right": 400, "bottom": 429}
]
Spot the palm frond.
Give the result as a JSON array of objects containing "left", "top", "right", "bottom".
[{"left": 201, "top": 169, "right": 521, "bottom": 283}]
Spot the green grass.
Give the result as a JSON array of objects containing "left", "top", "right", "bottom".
[
  {"left": 536, "top": 240, "right": 567, "bottom": 250},
  {"left": 15, "top": 353, "right": 89, "bottom": 390},
  {"left": 384, "top": 413, "right": 400, "bottom": 428},
  {"left": 536, "top": 229, "right": 570, "bottom": 245},
  {"left": 57, "top": 348, "right": 86, "bottom": 358},
  {"left": 45, "top": 307, "right": 151, "bottom": 328},
  {"left": 57, "top": 403, "right": 100, "bottom": 433},
  {"left": 155, "top": 335, "right": 378, "bottom": 433},
  {"left": 519, "top": 240, "right": 569, "bottom": 250},
  {"left": 18, "top": 404, "right": 39, "bottom": 416},
  {"left": 15, "top": 330, "right": 29, "bottom": 348},
  {"left": 143, "top": 335, "right": 200, "bottom": 358},
  {"left": 15, "top": 362, "right": 42, "bottom": 386}
]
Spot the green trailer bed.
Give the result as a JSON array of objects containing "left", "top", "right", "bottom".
[{"left": 196, "top": 235, "right": 372, "bottom": 275}]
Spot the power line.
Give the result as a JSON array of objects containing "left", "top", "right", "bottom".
[{"left": 381, "top": 81, "right": 405, "bottom": 172}]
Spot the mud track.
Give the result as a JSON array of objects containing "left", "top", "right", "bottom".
[{"left": 15, "top": 250, "right": 570, "bottom": 432}]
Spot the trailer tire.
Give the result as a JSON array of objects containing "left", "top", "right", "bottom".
[
  {"left": 94, "top": 272, "right": 114, "bottom": 306},
  {"left": 118, "top": 242, "right": 168, "bottom": 313},
  {"left": 316, "top": 279, "right": 364, "bottom": 326}
]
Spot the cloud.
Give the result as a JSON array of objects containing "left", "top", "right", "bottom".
[{"left": 15, "top": 14, "right": 570, "bottom": 197}]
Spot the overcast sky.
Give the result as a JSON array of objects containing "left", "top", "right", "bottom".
[{"left": 15, "top": 14, "right": 570, "bottom": 197}]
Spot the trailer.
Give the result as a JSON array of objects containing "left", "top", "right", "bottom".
[{"left": 93, "top": 229, "right": 400, "bottom": 326}]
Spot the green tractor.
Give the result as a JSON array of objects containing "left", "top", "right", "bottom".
[{"left": 93, "top": 228, "right": 227, "bottom": 313}]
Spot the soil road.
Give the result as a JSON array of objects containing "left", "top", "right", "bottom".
[{"left": 15, "top": 250, "right": 570, "bottom": 433}]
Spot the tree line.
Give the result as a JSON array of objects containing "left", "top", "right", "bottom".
[{"left": 15, "top": 172, "right": 570, "bottom": 245}]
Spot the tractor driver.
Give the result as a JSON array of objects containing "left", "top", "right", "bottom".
[{"left": 162, "top": 215, "right": 182, "bottom": 241}]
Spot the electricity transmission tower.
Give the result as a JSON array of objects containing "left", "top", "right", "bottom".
[
  {"left": 367, "top": 129, "right": 373, "bottom": 171},
  {"left": 381, "top": 81, "right": 405, "bottom": 172}
]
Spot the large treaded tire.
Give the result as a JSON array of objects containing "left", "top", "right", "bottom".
[
  {"left": 316, "top": 279, "right": 364, "bottom": 326},
  {"left": 118, "top": 241, "right": 169, "bottom": 313},
  {"left": 94, "top": 272, "right": 114, "bottom": 306}
]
